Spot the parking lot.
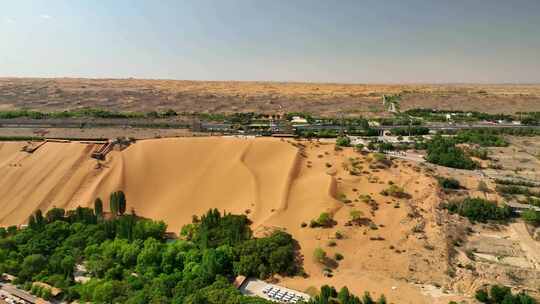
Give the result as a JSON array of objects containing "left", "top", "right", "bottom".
[{"left": 239, "top": 278, "right": 310, "bottom": 303}]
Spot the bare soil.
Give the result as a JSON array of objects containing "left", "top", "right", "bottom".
[{"left": 2, "top": 78, "right": 540, "bottom": 116}]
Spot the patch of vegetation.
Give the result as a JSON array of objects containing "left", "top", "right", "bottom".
[
  {"left": 313, "top": 248, "right": 327, "bottom": 264},
  {"left": 467, "top": 147, "right": 490, "bottom": 160},
  {"left": 380, "top": 185, "right": 411, "bottom": 199},
  {"left": 308, "top": 285, "right": 388, "bottom": 304},
  {"left": 0, "top": 197, "right": 302, "bottom": 303},
  {"left": 475, "top": 284, "right": 537, "bottom": 304},
  {"left": 496, "top": 185, "right": 540, "bottom": 197},
  {"left": 426, "top": 136, "right": 478, "bottom": 170},
  {"left": 336, "top": 136, "right": 351, "bottom": 147},
  {"left": 454, "top": 130, "right": 508, "bottom": 147},
  {"left": 444, "top": 198, "right": 512, "bottom": 223},
  {"left": 521, "top": 209, "right": 540, "bottom": 226},
  {"left": 495, "top": 179, "right": 540, "bottom": 188},
  {"left": 437, "top": 177, "right": 461, "bottom": 190},
  {"left": 310, "top": 212, "right": 335, "bottom": 228}
]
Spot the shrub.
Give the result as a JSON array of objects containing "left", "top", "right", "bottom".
[
  {"left": 380, "top": 185, "right": 410, "bottom": 199},
  {"left": 313, "top": 247, "right": 327, "bottom": 264},
  {"left": 444, "top": 198, "right": 512, "bottom": 223},
  {"left": 334, "top": 253, "right": 344, "bottom": 261},
  {"left": 349, "top": 210, "right": 364, "bottom": 222},
  {"left": 522, "top": 209, "right": 540, "bottom": 226},
  {"left": 336, "top": 136, "right": 351, "bottom": 147},
  {"left": 310, "top": 212, "right": 334, "bottom": 228},
  {"left": 437, "top": 177, "right": 461, "bottom": 189}
]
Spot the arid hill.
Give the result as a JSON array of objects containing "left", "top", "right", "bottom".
[{"left": 1, "top": 78, "right": 540, "bottom": 116}]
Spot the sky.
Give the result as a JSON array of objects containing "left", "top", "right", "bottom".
[{"left": 1, "top": 0, "right": 540, "bottom": 83}]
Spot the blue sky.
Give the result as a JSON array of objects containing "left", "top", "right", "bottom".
[{"left": 1, "top": 0, "right": 539, "bottom": 83}]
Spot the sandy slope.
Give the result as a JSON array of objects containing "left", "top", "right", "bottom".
[
  {"left": 0, "top": 138, "right": 459, "bottom": 303},
  {"left": 0, "top": 138, "right": 298, "bottom": 232}
]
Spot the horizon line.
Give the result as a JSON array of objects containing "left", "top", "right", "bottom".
[{"left": 1, "top": 76, "right": 540, "bottom": 86}]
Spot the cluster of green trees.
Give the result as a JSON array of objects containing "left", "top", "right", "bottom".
[
  {"left": 475, "top": 285, "right": 536, "bottom": 304},
  {"left": 444, "top": 198, "right": 512, "bottom": 223},
  {"left": 109, "top": 191, "right": 127, "bottom": 216},
  {"left": 0, "top": 108, "right": 156, "bottom": 120},
  {"left": 426, "top": 136, "right": 478, "bottom": 169},
  {"left": 454, "top": 130, "right": 508, "bottom": 147},
  {"left": 309, "top": 285, "right": 387, "bottom": 304},
  {"left": 0, "top": 194, "right": 307, "bottom": 303},
  {"left": 521, "top": 112, "right": 540, "bottom": 126}
]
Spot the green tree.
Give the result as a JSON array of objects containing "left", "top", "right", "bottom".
[
  {"left": 94, "top": 198, "right": 104, "bottom": 218},
  {"left": 20, "top": 254, "right": 47, "bottom": 280},
  {"left": 34, "top": 209, "right": 45, "bottom": 227},
  {"left": 110, "top": 192, "right": 119, "bottom": 216},
  {"left": 61, "top": 255, "right": 76, "bottom": 279},
  {"left": 118, "top": 191, "right": 127, "bottom": 215}
]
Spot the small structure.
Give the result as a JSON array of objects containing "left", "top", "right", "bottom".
[
  {"left": 290, "top": 116, "right": 308, "bottom": 125},
  {"left": 271, "top": 133, "right": 296, "bottom": 138},
  {"left": 91, "top": 137, "right": 134, "bottom": 160},
  {"left": 21, "top": 141, "right": 47, "bottom": 153},
  {"left": 233, "top": 275, "right": 247, "bottom": 289},
  {"left": 239, "top": 278, "right": 310, "bottom": 303},
  {"left": 74, "top": 264, "right": 90, "bottom": 284},
  {"left": 505, "top": 201, "right": 540, "bottom": 214},
  {"left": 1, "top": 274, "right": 16, "bottom": 282}
]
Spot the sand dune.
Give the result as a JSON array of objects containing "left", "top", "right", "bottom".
[
  {"left": 0, "top": 137, "right": 457, "bottom": 303},
  {"left": 0, "top": 138, "right": 300, "bottom": 232}
]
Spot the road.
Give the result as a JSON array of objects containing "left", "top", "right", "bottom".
[
  {"left": 0, "top": 283, "right": 46, "bottom": 304},
  {"left": 509, "top": 222, "right": 540, "bottom": 269}
]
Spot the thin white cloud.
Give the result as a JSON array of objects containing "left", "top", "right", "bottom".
[
  {"left": 40, "top": 14, "right": 52, "bottom": 19},
  {"left": 4, "top": 18, "right": 14, "bottom": 24}
]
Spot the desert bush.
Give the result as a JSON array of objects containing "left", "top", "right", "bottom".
[
  {"left": 380, "top": 185, "right": 411, "bottom": 199},
  {"left": 437, "top": 177, "right": 461, "bottom": 189},
  {"left": 313, "top": 247, "right": 327, "bottom": 264},
  {"left": 444, "top": 198, "right": 512, "bottom": 223},
  {"left": 310, "top": 212, "right": 334, "bottom": 228},
  {"left": 336, "top": 136, "right": 351, "bottom": 147}
]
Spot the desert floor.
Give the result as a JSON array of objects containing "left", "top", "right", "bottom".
[{"left": 2, "top": 78, "right": 540, "bottom": 115}]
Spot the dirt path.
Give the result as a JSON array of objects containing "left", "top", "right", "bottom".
[{"left": 509, "top": 222, "right": 540, "bottom": 269}]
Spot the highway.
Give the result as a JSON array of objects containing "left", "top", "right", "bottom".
[{"left": 0, "top": 118, "right": 539, "bottom": 133}]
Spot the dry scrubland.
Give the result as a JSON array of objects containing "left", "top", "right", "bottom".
[
  {"left": 0, "top": 137, "right": 481, "bottom": 303},
  {"left": 2, "top": 78, "right": 540, "bottom": 115}
]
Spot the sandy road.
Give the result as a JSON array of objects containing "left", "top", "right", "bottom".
[{"left": 509, "top": 222, "right": 540, "bottom": 269}]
